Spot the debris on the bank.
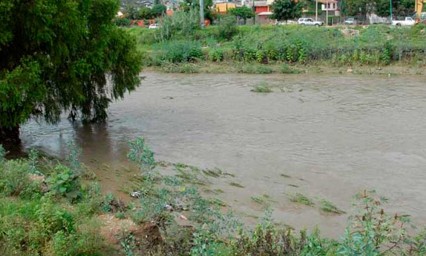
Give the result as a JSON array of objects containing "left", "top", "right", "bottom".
[{"left": 130, "top": 191, "right": 141, "bottom": 198}]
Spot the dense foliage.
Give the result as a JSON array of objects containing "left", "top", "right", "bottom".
[
  {"left": 343, "top": 0, "right": 415, "bottom": 17},
  {"left": 0, "top": 0, "right": 142, "bottom": 144},
  {"left": 130, "top": 23, "right": 426, "bottom": 71},
  {"left": 271, "top": 0, "right": 303, "bottom": 22},
  {"left": 229, "top": 6, "right": 255, "bottom": 24}
]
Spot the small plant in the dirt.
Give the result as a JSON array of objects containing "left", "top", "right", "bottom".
[
  {"left": 120, "top": 233, "right": 136, "bottom": 256},
  {"left": 66, "top": 141, "right": 83, "bottom": 175},
  {"left": 288, "top": 193, "right": 314, "bottom": 206},
  {"left": 127, "top": 137, "right": 155, "bottom": 171},
  {"left": 251, "top": 194, "right": 272, "bottom": 207},
  {"left": 101, "top": 193, "right": 115, "bottom": 212},
  {"left": 46, "top": 164, "right": 81, "bottom": 200},
  {"left": 0, "top": 144, "right": 5, "bottom": 163},
  {"left": 28, "top": 148, "right": 40, "bottom": 174},
  {"left": 251, "top": 83, "right": 273, "bottom": 93},
  {"left": 320, "top": 199, "right": 345, "bottom": 215},
  {"left": 338, "top": 190, "right": 421, "bottom": 255}
]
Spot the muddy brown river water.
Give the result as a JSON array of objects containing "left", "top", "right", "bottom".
[{"left": 22, "top": 72, "right": 426, "bottom": 237}]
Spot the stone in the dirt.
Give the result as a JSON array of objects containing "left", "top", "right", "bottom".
[
  {"left": 164, "top": 204, "right": 173, "bottom": 211},
  {"left": 130, "top": 191, "right": 141, "bottom": 198}
]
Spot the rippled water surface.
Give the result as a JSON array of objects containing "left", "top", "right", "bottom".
[{"left": 22, "top": 72, "right": 426, "bottom": 237}]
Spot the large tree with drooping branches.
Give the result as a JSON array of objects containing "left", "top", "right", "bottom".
[{"left": 0, "top": 0, "right": 142, "bottom": 147}]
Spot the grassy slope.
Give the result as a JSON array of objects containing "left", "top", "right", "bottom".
[{"left": 126, "top": 24, "right": 426, "bottom": 75}]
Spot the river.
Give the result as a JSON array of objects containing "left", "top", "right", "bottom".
[{"left": 21, "top": 72, "right": 426, "bottom": 237}]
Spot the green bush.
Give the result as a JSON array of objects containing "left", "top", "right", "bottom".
[
  {"left": 46, "top": 164, "right": 80, "bottom": 200},
  {"left": 152, "top": 40, "right": 204, "bottom": 64},
  {"left": 217, "top": 15, "right": 238, "bottom": 41},
  {"left": 114, "top": 18, "right": 131, "bottom": 27},
  {"left": 157, "top": 9, "right": 200, "bottom": 41},
  {"left": 0, "top": 160, "right": 41, "bottom": 198},
  {"left": 208, "top": 48, "right": 224, "bottom": 62}
]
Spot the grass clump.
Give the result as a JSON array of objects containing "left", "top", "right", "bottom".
[
  {"left": 288, "top": 193, "right": 315, "bottom": 206},
  {"left": 319, "top": 199, "right": 346, "bottom": 215},
  {"left": 238, "top": 64, "right": 273, "bottom": 74},
  {"left": 251, "top": 83, "right": 273, "bottom": 93},
  {"left": 281, "top": 63, "right": 303, "bottom": 74},
  {"left": 151, "top": 40, "right": 203, "bottom": 65},
  {"left": 161, "top": 62, "right": 200, "bottom": 73}
]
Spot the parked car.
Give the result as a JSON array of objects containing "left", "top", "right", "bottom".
[
  {"left": 297, "top": 18, "right": 323, "bottom": 26},
  {"left": 276, "top": 20, "right": 297, "bottom": 25},
  {"left": 344, "top": 17, "right": 357, "bottom": 25},
  {"left": 148, "top": 23, "right": 160, "bottom": 29},
  {"left": 391, "top": 17, "right": 415, "bottom": 26}
]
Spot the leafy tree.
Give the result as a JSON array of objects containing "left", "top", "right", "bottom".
[
  {"left": 376, "top": 0, "right": 415, "bottom": 17},
  {"left": 343, "top": 0, "right": 413, "bottom": 19},
  {"left": 271, "top": 0, "right": 303, "bottom": 22},
  {"left": 0, "top": 0, "right": 142, "bottom": 146},
  {"left": 139, "top": 7, "right": 154, "bottom": 19},
  {"left": 180, "top": 0, "right": 214, "bottom": 22},
  {"left": 151, "top": 4, "right": 167, "bottom": 17},
  {"left": 342, "top": 0, "right": 370, "bottom": 17},
  {"left": 125, "top": 4, "right": 140, "bottom": 19},
  {"left": 229, "top": 6, "right": 255, "bottom": 24}
]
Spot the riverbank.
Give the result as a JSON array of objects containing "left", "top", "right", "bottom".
[
  {"left": 144, "top": 61, "right": 426, "bottom": 76},
  {"left": 128, "top": 22, "right": 426, "bottom": 72},
  {"left": 2, "top": 142, "right": 426, "bottom": 255}
]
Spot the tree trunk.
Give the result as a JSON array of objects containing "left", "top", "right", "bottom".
[{"left": 0, "top": 125, "right": 22, "bottom": 155}]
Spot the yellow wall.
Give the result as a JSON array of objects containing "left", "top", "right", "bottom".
[{"left": 215, "top": 3, "right": 236, "bottom": 14}]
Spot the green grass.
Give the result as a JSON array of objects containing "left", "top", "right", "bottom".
[
  {"left": 319, "top": 199, "right": 346, "bottom": 215},
  {"left": 251, "top": 84, "right": 273, "bottom": 93},
  {"left": 128, "top": 23, "right": 426, "bottom": 71},
  {"left": 288, "top": 193, "right": 315, "bottom": 206}
]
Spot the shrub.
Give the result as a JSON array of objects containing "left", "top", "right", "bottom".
[
  {"left": 46, "top": 164, "right": 81, "bottom": 200},
  {"left": 0, "top": 159, "right": 41, "bottom": 198},
  {"left": 114, "top": 18, "right": 131, "bottom": 27},
  {"left": 208, "top": 48, "right": 224, "bottom": 62},
  {"left": 152, "top": 40, "right": 203, "bottom": 64},
  {"left": 157, "top": 9, "right": 200, "bottom": 41},
  {"left": 217, "top": 15, "right": 238, "bottom": 41}
]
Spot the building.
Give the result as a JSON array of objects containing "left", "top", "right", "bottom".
[
  {"left": 215, "top": 2, "right": 237, "bottom": 14},
  {"left": 318, "top": 0, "right": 340, "bottom": 16}
]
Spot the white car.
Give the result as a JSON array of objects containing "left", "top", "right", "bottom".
[
  {"left": 297, "top": 18, "right": 323, "bottom": 26},
  {"left": 344, "top": 17, "right": 357, "bottom": 25},
  {"left": 148, "top": 23, "right": 159, "bottom": 29},
  {"left": 391, "top": 17, "right": 415, "bottom": 26}
]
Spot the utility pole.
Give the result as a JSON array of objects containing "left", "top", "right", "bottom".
[
  {"left": 253, "top": 0, "right": 256, "bottom": 25},
  {"left": 326, "top": 0, "right": 329, "bottom": 26},
  {"left": 315, "top": 0, "right": 318, "bottom": 21},
  {"left": 389, "top": 0, "right": 392, "bottom": 21},
  {"left": 200, "top": 0, "right": 205, "bottom": 28}
]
